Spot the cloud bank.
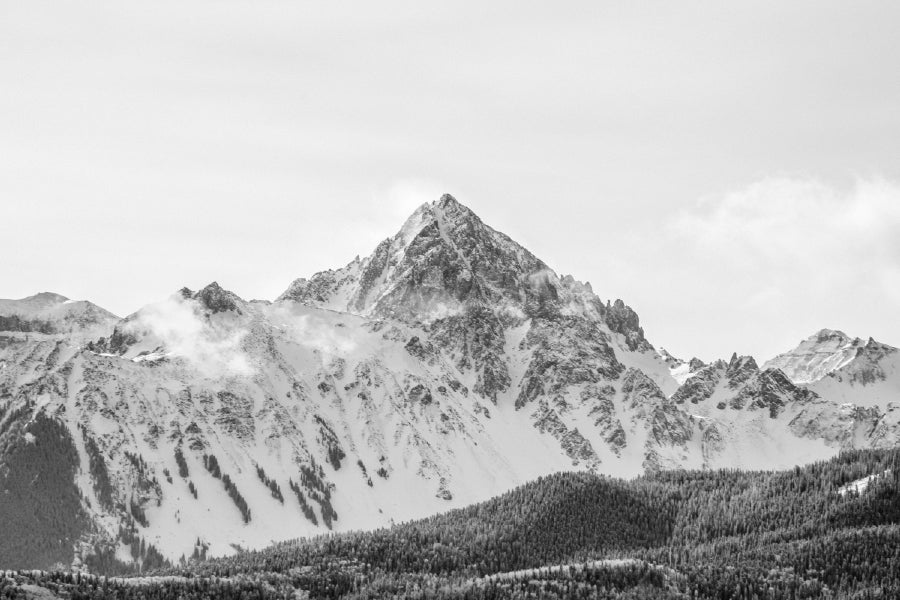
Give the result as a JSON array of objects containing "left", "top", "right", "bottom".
[
  {"left": 126, "top": 296, "right": 255, "bottom": 378},
  {"left": 641, "top": 177, "right": 900, "bottom": 360}
]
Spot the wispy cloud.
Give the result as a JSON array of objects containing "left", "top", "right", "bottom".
[
  {"left": 672, "top": 177, "right": 900, "bottom": 302},
  {"left": 126, "top": 295, "right": 254, "bottom": 377},
  {"left": 655, "top": 177, "right": 900, "bottom": 358},
  {"left": 268, "top": 305, "right": 358, "bottom": 357}
]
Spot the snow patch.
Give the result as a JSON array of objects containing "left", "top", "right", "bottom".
[
  {"left": 838, "top": 470, "right": 892, "bottom": 497},
  {"left": 484, "top": 559, "right": 640, "bottom": 582}
]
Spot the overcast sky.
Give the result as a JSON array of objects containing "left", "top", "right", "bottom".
[{"left": 2, "top": 1, "right": 899, "bottom": 361}]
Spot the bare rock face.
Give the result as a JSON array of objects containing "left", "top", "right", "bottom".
[
  {"left": 280, "top": 195, "right": 551, "bottom": 320},
  {"left": 671, "top": 363, "right": 723, "bottom": 405},
  {"left": 532, "top": 399, "right": 601, "bottom": 469},
  {"left": 733, "top": 369, "right": 815, "bottom": 418},
  {"left": 603, "top": 299, "right": 650, "bottom": 352},
  {"left": 789, "top": 403, "right": 883, "bottom": 448},
  {"left": 193, "top": 282, "right": 243, "bottom": 315},
  {"left": 726, "top": 354, "right": 759, "bottom": 389},
  {"left": 429, "top": 306, "right": 511, "bottom": 404},
  {"left": 516, "top": 317, "right": 623, "bottom": 409},
  {"left": 833, "top": 339, "right": 897, "bottom": 385}
]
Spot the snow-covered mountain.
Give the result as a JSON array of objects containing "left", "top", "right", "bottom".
[
  {"left": 766, "top": 328, "right": 900, "bottom": 410},
  {"left": 0, "top": 292, "right": 118, "bottom": 336},
  {"left": 1, "top": 195, "right": 898, "bottom": 571},
  {"left": 765, "top": 329, "right": 870, "bottom": 384}
]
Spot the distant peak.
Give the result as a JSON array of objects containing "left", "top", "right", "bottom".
[
  {"left": 201, "top": 281, "right": 224, "bottom": 293},
  {"left": 28, "top": 292, "right": 70, "bottom": 304},
  {"left": 813, "top": 328, "right": 850, "bottom": 343},
  {"left": 727, "top": 353, "right": 758, "bottom": 371},
  {"left": 192, "top": 282, "right": 243, "bottom": 314}
]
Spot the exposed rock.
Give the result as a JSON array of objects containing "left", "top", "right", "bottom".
[
  {"left": 193, "top": 282, "right": 242, "bottom": 314},
  {"left": 532, "top": 399, "right": 601, "bottom": 469}
]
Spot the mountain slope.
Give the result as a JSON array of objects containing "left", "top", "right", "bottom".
[
  {"left": 765, "top": 330, "right": 900, "bottom": 401},
  {"left": 764, "top": 329, "right": 866, "bottom": 384}
]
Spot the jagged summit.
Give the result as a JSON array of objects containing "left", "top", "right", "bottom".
[
  {"left": 278, "top": 194, "right": 650, "bottom": 352},
  {"left": 191, "top": 281, "right": 245, "bottom": 314},
  {"left": 279, "top": 193, "right": 545, "bottom": 318}
]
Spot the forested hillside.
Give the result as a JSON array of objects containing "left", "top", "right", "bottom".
[
  {"left": 3, "top": 448, "right": 899, "bottom": 599},
  {"left": 0, "top": 413, "right": 91, "bottom": 569}
]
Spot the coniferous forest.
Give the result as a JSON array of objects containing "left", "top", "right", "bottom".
[{"left": 3, "top": 448, "right": 900, "bottom": 599}]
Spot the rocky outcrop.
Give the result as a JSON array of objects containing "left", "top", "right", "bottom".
[
  {"left": 764, "top": 329, "right": 864, "bottom": 384},
  {"left": 516, "top": 317, "right": 622, "bottom": 409},
  {"left": 532, "top": 399, "right": 601, "bottom": 469},
  {"left": 671, "top": 363, "right": 723, "bottom": 405},
  {"left": 729, "top": 368, "right": 815, "bottom": 418},
  {"left": 603, "top": 299, "right": 651, "bottom": 352},
  {"left": 193, "top": 282, "right": 243, "bottom": 314}
]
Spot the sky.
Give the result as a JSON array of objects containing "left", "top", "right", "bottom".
[{"left": 1, "top": 1, "right": 899, "bottom": 362}]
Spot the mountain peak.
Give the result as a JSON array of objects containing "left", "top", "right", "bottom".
[
  {"left": 727, "top": 353, "right": 758, "bottom": 375},
  {"left": 431, "top": 193, "right": 478, "bottom": 223},
  {"left": 192, "top": 282, "right": 244, "bottom": 314},
  {"left": 397, "top": 194, "right": 480, "bottom": 245},
  {"left": 813, "top": 328, "right": 852, "bottom": 344},
  {"left": 277, "top": 193, "right": 651, "bottom": 350},
  {"left": 30, "top": 291, "right": 70, "bottom": 304},
  {"left": 765, "top": 329, "right": 874, "bottom": 384},
  {"left": 280, "top": 194, "right": 546, "bottom": 318},
  {"left": 436, "top": 192, "right": 461, "bottom": 209}
]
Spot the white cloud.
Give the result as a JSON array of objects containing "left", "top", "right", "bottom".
[
  {"left": 672, "top": 177, "right": 900, "bottom": 292},
  {"left": 269, "top": 305, "right": 358, "bottom": 357},
  {"left": 126, "top": 295, "right": 254, "bottom": 377},
  {"left": 657, "top": 177, "right": 900, "bottom": 359},
  {"left": 375, "top": 179, "right": 452, "bottom": 222}
]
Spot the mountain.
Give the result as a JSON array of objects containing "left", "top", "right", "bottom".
[
  {"left": 765, "top": 329, "right": 870, "bottom": 384},
  {"left": 1, "top": 194, "right": 898, "bottom": 572},
  {"left": 765, "top": 328, "right": 900, "bottom": 409},
  {"left": 0, "top": 292, "right": 118, "bottom": 336}
]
